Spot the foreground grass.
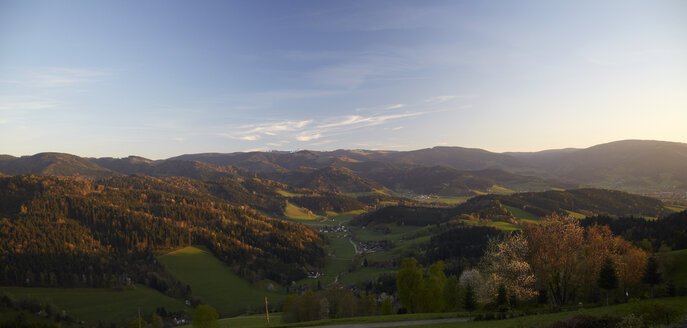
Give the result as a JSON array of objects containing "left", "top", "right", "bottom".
[
  {"left": 158, "top": 246, "right": 284, "bottom": 317},
  {"left": 0, "top": 285, "right": 188, "bottom": 325},
  {"left": 418, "top": 297, "right": 687, "bottom": 328},
  {"left": 277, "top": 312, "right": 472, "bottom": 328},
  {"left": 179, "top": 313, "right": 280, "bottom": 328},
  {"left": 249, "top": 297, "right": 687, "bottom": 328}
]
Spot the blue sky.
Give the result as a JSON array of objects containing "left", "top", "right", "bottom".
[{"left": 1, "top": 0, "right": 686, "bottom": 159}]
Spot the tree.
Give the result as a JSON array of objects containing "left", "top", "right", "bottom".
[
  {"left": 151, "top": 313, "right": 163, "bottom": 328},
  {"left": 443, "top": 275, "right": 461, "bottom": 311},
  {"left": 597, "top": 257, "right": 618, "bottom": 305},
  {"left": 614, "top": 238, "right": 648, "bottom": 291},
  {"left": 128, "top": 318, "right": 147, "bottom": 328},
  {"left": 381, "top": 298, "right": 394, "bottom": 315},
  {"left": 423, "top": 261, "right": 447, "bottom": 312},
  {"left": 193, "top": 304, "right": 219, "bottom": 328},
  {"left": 642, "top": 256, "right": 662, "bottom": 298},
  {"left": 396, "top": 257, "right": 424, "bottom": 313},
  {"left": 496, "top": 284, "right": 508, "bottom": 311},
  {"left": 464, "top": 284, "right": 476, "bottom": 311},
  {"left": 524, "top": 214, "right": 585, "bottom": 306},
  {"left": 479, "top": 233, "right": 536, "bottom": 302}
]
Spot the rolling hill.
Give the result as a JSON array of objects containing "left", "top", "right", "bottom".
[{"left": 351, "top": 188, "right": 667, "bottom": 227}]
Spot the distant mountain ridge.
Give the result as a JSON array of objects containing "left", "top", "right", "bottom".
[{"left": 2, "top": 139, "right": 686, "bottom": 197}]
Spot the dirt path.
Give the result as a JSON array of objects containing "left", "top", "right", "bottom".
[
  {"left": 349, "top": 238, "right": 361, "bottom": 255},
  {"left": 300, "top": 317, "right": 471, "bottom": 328}
]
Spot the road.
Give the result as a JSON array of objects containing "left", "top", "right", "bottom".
[
  {"left": 300, "top": 317, "right": 472, "bottom": 328},
  {"left": 349, "top": 238, "right": 361, "bottom": 254}
]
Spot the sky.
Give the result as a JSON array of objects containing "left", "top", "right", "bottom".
[{"left": 1, "top": 0, "right": 686, "bottom": 159}]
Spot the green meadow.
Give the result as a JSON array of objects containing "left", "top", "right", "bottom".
[
  {"left": 661, "top": 249, "right": 687, "bottom": 287},
  {"left": 158, "top": 246, "right": 284, "bottom": 317},
  {"left": 0, "top": 285, "right": 188, "bottom": 325}
]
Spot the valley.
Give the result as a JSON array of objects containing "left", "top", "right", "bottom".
[{"left": 1, "top": 140, "right": 687, "bottom": 327}]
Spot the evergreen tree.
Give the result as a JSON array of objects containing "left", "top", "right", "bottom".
[
  {"left": 597, "top": 257, "right": 618, "bottom": 306},
  {"left": 642, "top": 256, "right": 662, "bottom": 298}
]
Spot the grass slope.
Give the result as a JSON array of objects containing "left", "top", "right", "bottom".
[
  {"left": 284, "top": 201, "right": 320, "bottom": 220},
  {"left": 158, "top": 246, "right": 284, "bottom": 317},
  {"left": 0, "top": 286, "right": 187, "bottom": 325},
  {"left": 662, "top": 249, "right": 687, "bottom": 287},
  {"left": 503, "top": 205, "right": 538, "bottom": 222}
]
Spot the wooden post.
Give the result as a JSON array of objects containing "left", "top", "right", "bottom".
[
  {"left": 138, "top": 307, "right": 142, "bottom": 328},
  {"left": 265, "top": 296, "right": 270, "bottom": 325}
]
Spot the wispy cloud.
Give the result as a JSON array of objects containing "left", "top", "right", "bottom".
[
  {"left": 295, "top": 132, "right": 322, "bottom": 141},
  {"left": 0, "top": 101, "right": 56, "bottom": 111},
  {"left": 317, "top": 112, "right": 422, "bottom": 129},
  {"left": 243, "top": 147, "right": 268, "bottom": 153},
  {"left": 425, "top": 95, "right": 456, "bottom": 103},
  {"left": 219, "top": 111, "right": 426, "bottom": 144},
  {"left": 385, "top": 104, "right": 405, "bottom": 110},
  {"left": 244, "top": 120, "right": 312, "bottom": 135},
  {"left": 26, "top": 68, "right": 105, "bottom": 88}
]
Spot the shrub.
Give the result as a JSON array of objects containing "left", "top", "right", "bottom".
[
  {"left": 193, "top": 304, "right": 219, "bottom": 328},
  {"left": 545, "top": 314, "right": 619, "bottom": 328}
]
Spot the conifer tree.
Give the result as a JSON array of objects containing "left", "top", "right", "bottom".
[
  {"left": 597, "top": 257, "right": 618, "bottom": 305},
  {"left": 642, "top": 256, "right": 662, "bottom": 298}
]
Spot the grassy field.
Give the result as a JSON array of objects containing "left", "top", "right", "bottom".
[
  {"left": 666, "top": 205, "right": 686, "bottom": 213},
  {"left": 0, "top": 285, "right": 188, "bottom": 325},
  {"left": 418, "top": 196, "right": 469, "bottom": 205},
  {"left": 158, "top": 246, "right": 284, "bottom": 317},
  {"left": 503, "top": 205, "right": 539, "bottom": 222},
  {"left": 661, "top": 249, "right": 687, "bottom": 287},
  {"left": 284, "top": 201, "right": 321, "bottom": 220},
  {"left": 565, "top": 210, "right": 587, "bottom": 219},
  {"left": 485, "top": 221, "right": 521, "bottom": 231},
  {"left": 179, "top": 313, "right": 280, "bottom": 328},
  {"left": 276, "top": 189, "right": 306, "bottom": 197},
  {"left": 487, "top": 185, "right": 515, "bottom": 195}
]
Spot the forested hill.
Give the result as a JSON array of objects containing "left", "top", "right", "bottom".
[
  {"left": 0, "top": 175, "right": 325, "bottom": 291},
  {"left": 351, "top": 188, "right": 666, "bottom": 227}
]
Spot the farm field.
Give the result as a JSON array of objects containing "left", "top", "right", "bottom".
[
  {"left": 158, "top": 246, "right": 284, "bottom": 317},
  {"left": 0, "top": 285, "right": 188, "bottom": 325}
]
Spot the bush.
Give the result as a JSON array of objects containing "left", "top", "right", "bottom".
[
  {"left": 631, "top": 300, "right": 684, "bottom": 326},
  {"left": 616, "top": 314, "right": 643, "bottom": 328},
  {"left": 193, "top": 304, "right": 219, "bottom": 328},
  {"left": 545, "top": 314, "right": 619, "bottom": 328}
]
